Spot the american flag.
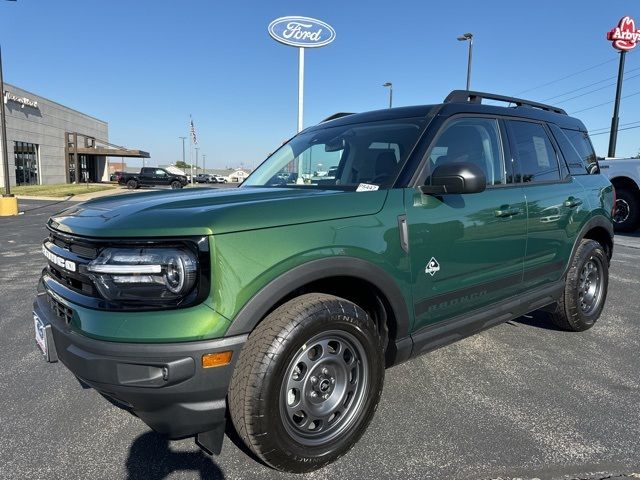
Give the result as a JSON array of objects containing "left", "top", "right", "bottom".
[{"left": 190, "top": 116, "right": 198, "bottom": 145}]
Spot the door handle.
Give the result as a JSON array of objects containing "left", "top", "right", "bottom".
[
  {"left": 494, "top": 207, "right": 521, "bottom": 218},
  {"left": 564, "top": 198, "right": 583, "bottom": 208}
]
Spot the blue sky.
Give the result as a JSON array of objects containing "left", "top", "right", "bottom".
[{"left": 1, "top": 0, "right": 639, "bottom": 168}]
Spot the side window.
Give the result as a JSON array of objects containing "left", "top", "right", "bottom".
[
  {"left": 509, "top": 121, "right": 560, "bottom": 183},
  {"left": 428, "top": 118, "right": 507, "bottom": 185},
  {"left": 562, "top": 128, "right": 598, "bottom": 174},
  {"left": 548, "top": 124, "right": 588, "bottom": 175},
  {"left": 155, "top": 169, "right": 167, "bottom": 176}
]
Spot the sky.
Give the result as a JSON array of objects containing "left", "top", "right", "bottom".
[{"left": 1, "top": 0, "right": 639, "bottom": 169}]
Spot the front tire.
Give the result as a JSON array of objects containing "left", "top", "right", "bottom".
[
  {"left": 613, "top": 187, "right": 640, "bottom": 232},
  {"left": 170, "top": 180, "right": 182, "bottom": 189},
  {"left": 228, "top": 293, "right": 384, "bottom": 473},
  {"left": 126, "top": 179, "right": 138, "bottom": 189},
  {"left": 550, "top": 239, "right": 608, "bottom": 331}
]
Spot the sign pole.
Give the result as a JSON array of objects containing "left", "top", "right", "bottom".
[
  {"left": 298, "top": 47, "right": 304, "bottom": 133},
  {"left": 608, "top": 50, "right": 626, "bottom": 158},
  {"left": 0, "top": 45, "right": 12, "bottom": 197}
]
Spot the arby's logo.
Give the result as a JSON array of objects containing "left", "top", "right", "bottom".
[{"left": 607, "top": 16, "right": 640, "bottom": 51}]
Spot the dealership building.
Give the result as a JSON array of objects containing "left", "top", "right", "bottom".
[{"left": 0, "top": 83, "right": 148, "bottom": 187}]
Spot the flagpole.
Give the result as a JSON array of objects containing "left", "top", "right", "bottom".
[{"left": 189, "top": 116, "right": 194, "bottom": 185}]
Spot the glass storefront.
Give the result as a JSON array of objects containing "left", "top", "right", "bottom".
[{"left": 14, "top": 141, "right": 39, "bottom": 186}]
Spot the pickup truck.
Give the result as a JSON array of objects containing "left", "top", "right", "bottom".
[
  {"left": 117, "top": 167, "right": 188, "bottom": 190},
  {"left": 598, "top": 157, "right": 640, "bottom": 232}
]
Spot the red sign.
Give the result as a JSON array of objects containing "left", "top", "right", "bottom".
[{"left": 607, "top": 16, "right": 640, "bottom": 51}]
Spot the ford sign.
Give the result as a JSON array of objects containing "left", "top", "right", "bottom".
[{"left": 268, "top": 16, "right": 336, "bottom": 48}]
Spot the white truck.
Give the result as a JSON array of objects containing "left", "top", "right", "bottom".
[{"left": 599, "top": 157, "right": 640, "bottom": 232}]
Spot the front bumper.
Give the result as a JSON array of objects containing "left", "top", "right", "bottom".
[{"left": 33, "top": 291, "right": 246, "bottom": 440}]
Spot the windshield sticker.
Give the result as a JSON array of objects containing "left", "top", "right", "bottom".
[{"left": 356, "top": 183, "right": 380, "bottom": 192}]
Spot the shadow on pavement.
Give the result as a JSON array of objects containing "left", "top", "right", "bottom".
[
  {"left": 509, "top": 309, "right": 563, "bottom": 331},
  {"left": 125, "top": 431, "right": 225, "bottom": 480}
]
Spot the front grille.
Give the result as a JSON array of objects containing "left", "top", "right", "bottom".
[
  {"left": 47, "top": 293, "right": 73, "bottom": 324},
  {"left": 46, "top": 229, "right": 100, "bottom": 298},
  {"left": 49, "top": 233, "right": 98, "bottom": 259}
]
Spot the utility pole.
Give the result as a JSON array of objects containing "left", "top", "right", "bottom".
[{"left": 178, "top": 136, "right": 186, "bottom": 167}]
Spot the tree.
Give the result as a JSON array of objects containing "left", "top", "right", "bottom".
[{"left": 175, "top": 161, "right": 191, "bottom": 169}]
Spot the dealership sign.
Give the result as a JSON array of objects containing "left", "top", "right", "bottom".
[
  {"left": 607, "top": 16, "right": 640, "bottom": 51},
  {"left": 268, "top": 16, "right": 336, "bottom": 48},
  {"left": 4, "top": 91, "right": 38, "bottom": 109}
]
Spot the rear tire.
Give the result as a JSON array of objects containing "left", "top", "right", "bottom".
[
  {"left": 228, "top": 293, "right": 384, "bottom": 473},
  {"left": 550, "top": 239, "right": 608, "bottom": 331},
  {"left": 613, "top": 187, "right": 640, "bottom": 232},
  {"left": 126, "top": 179, "right": 138, "bottom": 189}
]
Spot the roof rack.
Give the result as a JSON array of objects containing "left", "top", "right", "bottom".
[
  {"left": 444, "top": 90, "right": 567, "bottom": 115},
  {"left": 321, "top": 112, "right": 355, "bottom": 123}
]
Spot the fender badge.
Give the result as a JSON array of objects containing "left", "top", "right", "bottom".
[{"left": 425, "top": 257, "right": 440, "bottom": 276}]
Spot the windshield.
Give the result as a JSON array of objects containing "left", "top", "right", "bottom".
[{"left": 242, "top": 117, "right": 428, "bottom": 189}]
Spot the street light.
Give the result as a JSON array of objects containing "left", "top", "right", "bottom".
[
  {"left": 382, "top": 82, "right": 393, "bottom": 108},
  {"left": 195, "top": 147, "right": 199, "bottom": 174},
  {"left": 457, "top": 32, "right": 473, "bottom": 90},
  {"left": 1, "top": 0, "right": 17, "bottom": 215},
  {"left": 202, "top": 154, "right": 206, "bottom": 174}
]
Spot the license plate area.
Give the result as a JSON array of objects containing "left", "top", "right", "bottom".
[{"left": 33, "top": 312, "right": 58, "bottom": 363}]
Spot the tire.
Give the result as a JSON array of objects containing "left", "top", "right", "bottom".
[
  {"left": 613, "top": 187, "right": 640, "bottom": 232},
  {"left": 126, "top": 179, "right": 138, "bottom": 189},
  {"left": 170, "top": 180, "right": 182, "bottom": 189},
  {"left": 228, "top": 293, "right": 385, "bottom": 473},
  {"left": 549, "top": 239, "right": 608, "bottom": 332}
]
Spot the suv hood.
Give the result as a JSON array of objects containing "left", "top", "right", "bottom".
[{"left": 48, "top": 187, "right": 388, "bottom": 237}]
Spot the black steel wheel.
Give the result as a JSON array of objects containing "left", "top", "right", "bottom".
[
  {"left": 613, "top": 188, "right": 639, "bottom": 232},
  {"left": 228, "top": 293, "right": 384, "bottom": 473},
  {"left": 550, "top": 239, "right": 609, "bottom": 331}
]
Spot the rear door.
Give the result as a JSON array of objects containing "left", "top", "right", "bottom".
[
  {"left": 153, "top": 169, "right": 170, "bottom": 186},
  {"left": 506, "top": 120, "right": 587, "bottom": 290},
  {"left": 406, "top": 116, "right": 527, "bottom": 331}
]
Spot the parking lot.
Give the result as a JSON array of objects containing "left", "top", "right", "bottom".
[{"left": 1, "top": 198, "right": 639, "bottom": 480}]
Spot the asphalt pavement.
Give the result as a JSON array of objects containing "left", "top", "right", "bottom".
[{"left": 1, "top": 197, "right": 639, "bottom": 480}]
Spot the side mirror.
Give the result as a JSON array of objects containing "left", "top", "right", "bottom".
[{"left": 420, "top": 162, "right": 486, "bottom": 195}]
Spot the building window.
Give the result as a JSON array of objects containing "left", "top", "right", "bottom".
[{"left": 14, "top": 141, "right": 39, "bottom": 186}]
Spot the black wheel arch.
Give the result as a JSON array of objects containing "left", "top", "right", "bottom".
[
  {"left": 224, "top": 257, "right": 411, "bottom": 365},
  {"left": 567, "top": 215, "right": 614, "bottom": 272}
]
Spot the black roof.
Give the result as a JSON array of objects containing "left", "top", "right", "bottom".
[{"left": 312, "top": 90, "right": 586, "bottom": 132}]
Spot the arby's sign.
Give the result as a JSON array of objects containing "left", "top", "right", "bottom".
[{"left": 607, "top": 16, "right": 640, "bottom": 51}]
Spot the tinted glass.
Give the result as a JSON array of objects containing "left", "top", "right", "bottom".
[
  {"left": 548, "top": 124, "right": 587, "bottom": 175},
  {"left": 243, "top": 118, "right": 428, "bottom": 189},
  {"left": 563, "top": 129, "right": 598, "bottom": 174},
  {"left": 428, "top": 118, "right": 507, "bottom": 185},
  {"left": 509, "top": 121, "right": 560, "bottom": 183}
]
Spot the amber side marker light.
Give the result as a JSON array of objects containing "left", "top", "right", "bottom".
[{"left": 202, "top": 351, "right": 233, "bottom": 368}]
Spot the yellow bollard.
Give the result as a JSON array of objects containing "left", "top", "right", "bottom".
[{"left": 0, "top": 196, "right": 18, "bottom": 216}]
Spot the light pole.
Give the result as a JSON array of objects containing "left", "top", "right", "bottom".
[
  {"left": 178, "top": 136, "right": 186, "bottom": 168},
  {"left": 0, "top": 44, "right": 11, "bottom": 197},
  {"left": 195, "top": 147, "right": 199, "bottom": 175},
  {"left": 382, "top": 82, "right": 393, "bottom": 108},
  {"left": 202, "top": 154, "right": 206, "bottom": 174},
  {"left": 457, "top": 32, "right": 473, "bottom": 90}
]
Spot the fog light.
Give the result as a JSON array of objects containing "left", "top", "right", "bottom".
[{"left": 202, "top": 351, "right": 232, "bottom": 368}]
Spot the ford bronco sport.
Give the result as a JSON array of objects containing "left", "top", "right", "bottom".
[{"left": 34, "top": 90, "right": 614, "bottom": 473}]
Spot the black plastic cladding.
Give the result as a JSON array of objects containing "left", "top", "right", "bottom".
[{"left": 43, "top": 227, "right": 211, "bottom": 312}]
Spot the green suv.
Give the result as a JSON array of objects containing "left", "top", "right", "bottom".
[{"left": 34, "top": 91, "right": 614, "bottom": 473}]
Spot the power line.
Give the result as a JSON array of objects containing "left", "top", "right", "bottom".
[
  {"left": 589, "top": 124, "right": 640, "bottom": 136},
  {"left": 516, "top": 57, "right": 619, "bottom": 95},
  {"left": 570, "top": 89, "right": 640, "bottom": 114},
  {"left": 590, "top": 119, "right": 640, "bottom": 133},
  {"left": 541, "top": 65, "right": 640, "bottom": 102},
  {"left": 555, "top": 72, "right": 640, "bottom": 104}
]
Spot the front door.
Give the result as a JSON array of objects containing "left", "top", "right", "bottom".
[{"left": 406, "top": 116, "right": 528, "bottom": 332}]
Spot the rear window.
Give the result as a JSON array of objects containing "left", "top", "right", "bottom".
[
  {"left": 562, "top": 128, "right": 598, "bottom": 174},
  {"left": 509, "top": 120, "right": 561, "bottom": 183}
]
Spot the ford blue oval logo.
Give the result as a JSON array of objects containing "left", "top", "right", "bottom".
[{"left": 268, "top": 16, "right": 336, "bottom": 48}]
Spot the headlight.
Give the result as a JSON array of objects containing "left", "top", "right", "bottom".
[{"left": 87, "top": 247, "right": 198, "bottom": 303}]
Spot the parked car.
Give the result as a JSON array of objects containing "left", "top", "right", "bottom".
[
  {"left": 34, "top": 90, "right": 613, "bottom": 473},
  {"left": 194, "top": 173, "right": 216, "bottom": 184},
  {"left": 213, "top": 175, "right": 227, "bottom": 183},
  {"left": 597, "top": 157, "right": 640, "bottom": 232},
  {"left": 117, "top": 167, "right": 188, "bottom": 189}
]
